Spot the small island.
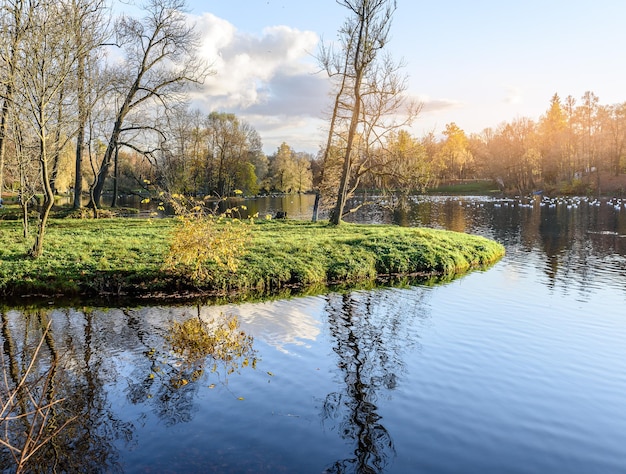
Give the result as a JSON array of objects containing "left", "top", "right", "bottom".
[{"left": 0, "top": 217, "right": 504, "bottom": 303}]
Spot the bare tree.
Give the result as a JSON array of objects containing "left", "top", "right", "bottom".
[
  {"left": 9, "top": 0, "right": 88, "bottom": 257},
  {"left": 211, "top": 112, "right": 261, "bottom": 196},
  {"left": 69, "top": 0, "right": 109, "bottom": 209},
  {"left": 90, "top": 0, "right": 211, "bottom": 209},
  {"left": 319, "top": 0, "right": 419, "bottom": 224},
  {"left": 314, "top": 21, "right": 355, "bottom": 221},
  {"left": 0, "top": 0, "right": 32, "bottom": 204},
  {"left": 6, "top": 105, "right": 40, "bottom": 237}
]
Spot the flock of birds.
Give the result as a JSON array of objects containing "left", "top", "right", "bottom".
[{"left": 461, "top": 195, "right": 626, "bottom": 211}]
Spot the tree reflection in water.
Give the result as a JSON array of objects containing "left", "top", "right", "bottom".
[
  {"left": 0, "top": 306, "right": 256, "bottom": 473},
  {"left": 321, "top": 288, "right": 430, "bottom": 473},
  {"left": 1, "top": 308, "right": 128, "bottom": 473},
  {"left": 124, "top": 307, "right": 257, "bottom": 426}
]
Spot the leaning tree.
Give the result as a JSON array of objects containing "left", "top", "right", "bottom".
[{"left": 90, "top": 0, "right": 211, "bottom": 209}]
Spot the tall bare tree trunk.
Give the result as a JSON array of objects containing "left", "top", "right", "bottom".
[
  {"left": 330, "top": 79, "right": 361, "bottom": 225},
  {"left": 111, "top": 143, "right": 119, "bottom": 207},
  {"left": 314, "top": 51, "right": 351, "bottom": 222},
  {"left": 329, "top": 6, "right": 368, "bottom": 226},
  {"left": 0, "top": 88, "right": 10, "bottom": 203},
  {"left": 91, "top": 115, "right": 124, "bottom": 208},
  {"left": 31, "top": 120, "right": 55, "bottom": 258},
  {"left": 324, "top": 0, "right": 397, "bottom": 224}
]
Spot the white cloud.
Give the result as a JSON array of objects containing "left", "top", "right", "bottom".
[
  {"left": 191, "top": 14, "right": 322, "bottom": 113},
  {"left": 415, "top": 94, "right": 465, "bottom": 114},
  {"left": 184, "top": 13, "right": 329, "bottom": 152}
]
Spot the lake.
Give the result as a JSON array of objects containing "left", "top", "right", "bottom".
[{"left": 2, "top": 195, "right": 626, "bottom": 473}]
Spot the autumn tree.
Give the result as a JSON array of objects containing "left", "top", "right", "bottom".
[
  {"left": 269, "top": 143, "right": 295, "bottom": 193},
  {"left": 293, "top": 152, "right": 314, "bottom": 193},
  {"left": 436, "top": 122, "right": 473, "bottom": 181},
  {"left": 575, "top": 91, "right": 601, "bottom": 191},
  {"left": 600, "top": 102, "right": 626, "bottom": 176},
  {"left": 381, "top": 129, "right": 433, "bottom": 193},
  {"left": 538, "top": 93, "right": 567, "bottom": 184},
  {"left": 202, "top": 112, "right": 262, "bottom": 196},
  {"left": 562, "top": 94, "right": 578, "bottom": 181},
  {"left": 495, "top": 118, "right": 539, "bottom": 193}
]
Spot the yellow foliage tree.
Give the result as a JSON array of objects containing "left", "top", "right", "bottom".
[{"left": 162, "top": 193, "right": 250, "bottom": 281}]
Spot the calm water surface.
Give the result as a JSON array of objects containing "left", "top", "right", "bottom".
[{"left": 1, "top": 195, "right": 626, "bottom": 473}]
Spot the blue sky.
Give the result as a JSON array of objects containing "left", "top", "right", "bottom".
[{"left": 183, "top": 0, "right": 626, "bottom": 154}]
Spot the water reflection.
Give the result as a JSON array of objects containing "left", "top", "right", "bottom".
[
  {"left": 321, "top": 289, "right": 430, "bottom": 473},
  {"left": 346, "top": 195, "right": 626, "bottom": 298},
  {"left": 0, "top": 307, "right": 258, "bottom": 473},
  {"left": 204, "top": 297, "right": 323, "bottom": 354},
  {"left": 1, "top": 308, "right": 127, "bottom": 473},
  {"left": 1, "top": 288, "right": 436, "bottom": 473}
]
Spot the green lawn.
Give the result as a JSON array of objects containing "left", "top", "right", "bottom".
[{"left": 0, "top": 218, "right": 505, "bottom": 301}]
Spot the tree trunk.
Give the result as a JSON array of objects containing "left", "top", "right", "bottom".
[
  {"left": 0, "top": 88, "right": 10, "bottom": 203},
  {"left": 330, "top": 71, "right": 362, "bottom": 225},
  {"left": 21, "top": 201, "right": 28, "bottom": 238},
  {"left": 31, "top": 130, "right": 55, "bottom": 258},
  {"left": 49, "top": 88, "right": 66, "bottom": 195},
  {"left": 312, "top": 191, "right": 321, "bottom": 222},
  {"left": 111, "top": 144, "right": 119, "bottom": 207},
  {"left": 74, "top": 55, "right": 86, "bottom": 209},
  {"left": 92, "top": 125, "right": 121, "bottom": 207},
  {"left": 91, "top": 147, "right": 111, "bottom": 207}
]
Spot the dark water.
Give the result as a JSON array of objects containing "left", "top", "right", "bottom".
[
  {"left": 2, "top": 195, "right": 626, "bottom": 473},
  {"left": 95, "top": 193, "right": 319, "bottom": 220}
]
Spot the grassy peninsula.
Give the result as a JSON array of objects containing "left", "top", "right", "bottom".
[{"left": 0, "top": 218, "right": 504, "bottom": 301}]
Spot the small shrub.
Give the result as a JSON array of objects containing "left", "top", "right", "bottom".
[{"left": 161, "top": 194, "right": 251, "bottom": 282}]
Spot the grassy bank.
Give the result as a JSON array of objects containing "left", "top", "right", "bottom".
[{"left": 0, "top": 218, "right": 505, "bottom": 301}]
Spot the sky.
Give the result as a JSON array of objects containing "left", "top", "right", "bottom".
[{"left": 181, "top": 0, "right": 626, "bottom": 155}]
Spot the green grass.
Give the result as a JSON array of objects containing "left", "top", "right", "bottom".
[{"left": 0, "top": 218, "right": 505, "bottom": 301}]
